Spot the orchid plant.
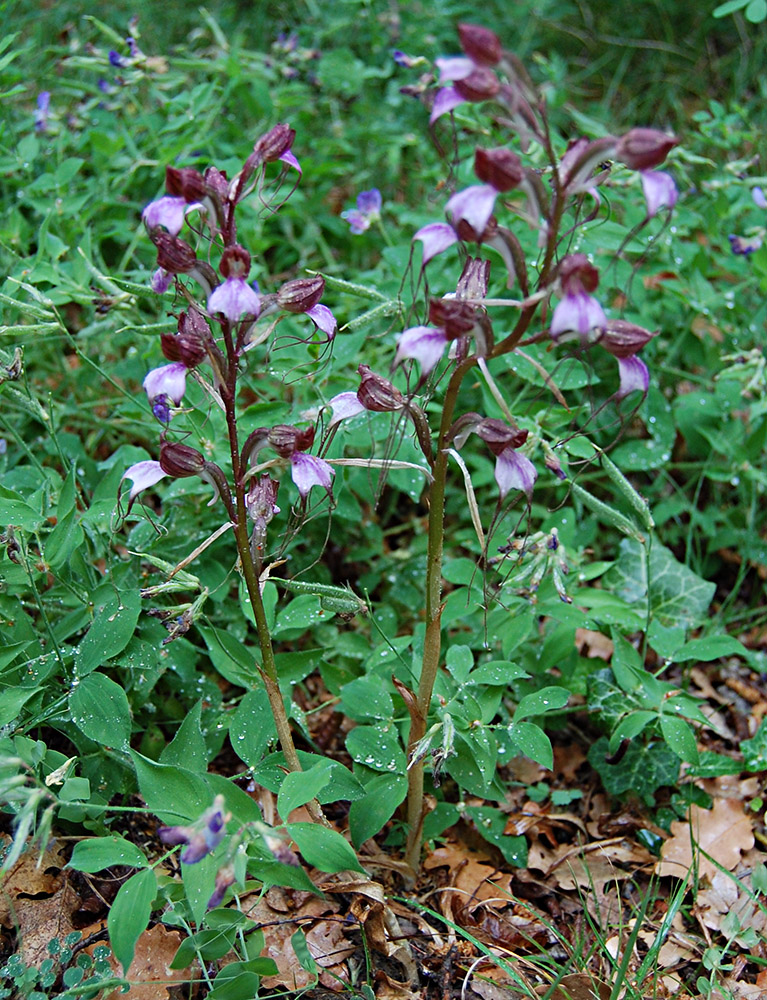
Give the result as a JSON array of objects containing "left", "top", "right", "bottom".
[{"left": 121, "top": 22, "right": 679, "bottom": 887}]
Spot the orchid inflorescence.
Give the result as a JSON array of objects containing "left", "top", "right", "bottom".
[{"left": 116, "top": 21, "right": 681, "bottom": 883}]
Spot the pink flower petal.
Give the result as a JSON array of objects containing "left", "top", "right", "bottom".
[
  {"left": 208, "top": 277, "right": 261, "bottom": 321},
  {"left": 494, "top": 448, "right": 537, "bottom": 499},
  {"left": 640, "top": 170, "right": 678, "bottom": 218},
  {"left": 122, "top": 460, "right": 167, "bottom": 501},
  {"left": 446, "top": 184, "right": 498, "bottom": 234},
  {"left": 306, "top": 303, "right": 337, "bottom": 339},
  {"left": 394, "top": 325, "right": 448, "bottom": 375},
  {"left": 413, "top": 222, "right": 459, "bottom": 264},
  {"left": 327, "top": 392, "right": 365, "bottom": 427},
  {"left": 279, "top": 149, "right": 302, "bottom": 174},
  {"left": 550, "top": 293, "right": 607, "bottom": 338},
  {"left": 429, "top": 86, "right": 466, "bottom": 124},
  {"left": 143, "top": 362, "right": 187, "bottom": 405},
  {"left": 290, "top": 452, "right": 335, "bottom": 497},
  {"left": 435, "top": 56, "right": 474, "bottom": 82},
  {"left": 616, "top": 355, "right": 649, "bottom": 398}
]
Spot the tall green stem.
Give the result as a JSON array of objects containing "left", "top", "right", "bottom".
[{"left": 403, "top": 356, "right": 476, "bottom": 871}]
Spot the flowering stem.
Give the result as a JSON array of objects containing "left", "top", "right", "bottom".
[
  {"left": 403, "top": 355, "right": 477, "bottom": 872},
  {"left": 219, "top": 323, "right": 326, "bottom": 825}
]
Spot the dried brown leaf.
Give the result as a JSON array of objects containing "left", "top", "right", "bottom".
[
  {"left": 655, "top": 799, "right": 755, "bottom": 880},
  {"left": 101, "top": 924, "right": 192, "bottom": 1000}
]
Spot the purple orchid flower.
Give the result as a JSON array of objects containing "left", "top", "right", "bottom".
[
  {"left": 290, "top": 451, "right": 335, "bottom": 497},
  {"left": 616, "top": 356, "right": 650, "bottom": 399},
  {"left": 495, "top": 447, "right": 538, "bottom": 499},
  {"left": 142, "top": 196, "right": 202, "bottom": 238},
  {"left": 207, "top": 278, "right": 261, "bottom": 322},
  {"left": 342, "top": 188, "right": 382, "bottom": 234},
  {"left": 150, "top": 267, "right": 173, "bottom": 294},
  {"left": 550, "top": 293, "right": 607, "bottom": 340},
  {"left": 121, "top": 460, "right": 167, "bottom": 507},
  {"left": 327, "top": 391, "right": 366, "bottom": 427},
  {"left": 394, "top": 325, "right": 449, "bottom": 376},
  {"left": 640, "top": 170, "right": 678, "bottom": 218},
  {"left": 143, "top": 361, "right": 187, "bottom": 424}
]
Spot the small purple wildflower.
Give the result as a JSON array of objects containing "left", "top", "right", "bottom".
[
  {"left": 342, "top": 188, "right": 382, "bottom": 234},
  {"left": 550, "top": 293, "right": 607, "bottom": 340},
  {"left": 729, "top": 234, "right": 763, "bottom": 256},
  {"left": 151, "top": 267, "right": 172, "bottom": 294},
  {"left": 35, "top": 92, "right": 51, "bottom": 132},
  {"left": 157, "top": 795, "right": 230, "bottom": 865},
  {"left": 108, "top": 50, "right": 128, "bottom": 68},
  {"left": 495, "top": 447, "right": 537, "bottom": 500},
  {"left": 753, "top": 186, "right": 767, "bottom": 209}
]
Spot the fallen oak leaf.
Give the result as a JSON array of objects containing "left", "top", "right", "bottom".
[{"left": 655, "top": 799, "right": 754, "bottom": 881}]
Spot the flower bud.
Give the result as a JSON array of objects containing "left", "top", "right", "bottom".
[
  {"left": 615, "top": 128, "right": 678, "bottom": 171},
  {"left": 428, "top": 298, "right": 476, "bottom": 337},
  {"left": 165, "top": 165, "right": 207, "bottom": 202},
  {"left": 267, "top": 424, "right": 315, "bottom": 458},
  {"left": 277, "top": 276, "right": 325, "bottom": 314},
  {"left": 219, "top": 244, "right": 251, "bottom": 280},
  {"left": 558, "top": 254, "right": 599, "bottom": 295},
  {"left": 357, "top": 364, "right": 405, "bottom": 412},
  {"left": 599, "top": 319, "right": 656, "bottom": 358},
  {"left": 454, "top": 67, "right": 500, "bottom": 103},
  {"left": 474, "top": 147, "right": 524, "bottom": 191},
  {"left": 457, "top": 23, "right": 502, "bottom": 66},
  {"left": 161, "top": 310, "right": 209, "bottom": 367},
  {"left": 246, "top": 474, "right": 280, "bottom": 527},
  {"left": 153, "top": 231, "right": 198, "bottom": 274},
  {"left": 159, "top": 440, "right": 206, "bottom": 478},
  {"left": 253, "top": 123, "right": 296, "bottom": 163},
  {"left": 203, "top": 165, "right": 230, "bottom": 202},
  {"left": 456, "top": 257, "right": 490, "bottom": 301}
]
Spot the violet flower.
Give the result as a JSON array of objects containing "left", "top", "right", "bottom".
[
  {"left": 35, "top": 92, "right": 51, "bottom": 132},
  {"left": 495, "top": 447, "right": 538, "bottom": 499},
  {"left": 150, "top": 267, "right": 172, "bottom": 294},
  {"left": 729, "top": 234, "right": 763, "bottom": 256},
  {"left": 342, "top": 189, "right": 382, "bottom": 234},
  {"left": 290, "top": 452, "right": 335, "bottom": 497},
  {"left": 207, "top": 866, "right": 236, "bottom": 909},
  {"left": 306, "top": 303, "right": 337, "bottom": 340},
  {"left": 158, "top": 795, "right": 230, "bottom": 865},
  {"left": 327, "top": 391, "right": 366, "bottom": 427},
  {"left": 244, "top": 425, "right": 335, "bottom": 499}
]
